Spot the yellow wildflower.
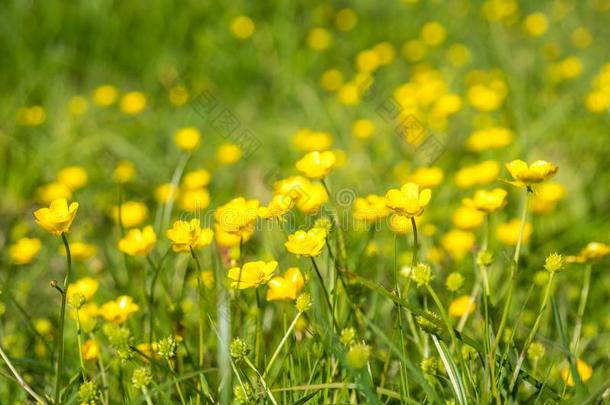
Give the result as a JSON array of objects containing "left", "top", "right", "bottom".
[
  {"left": 505, "top": 160, "right": 558, "bottom": 187},
  {"left": 385, "top": 182, "right": 431, "bottom": 218},
  {"left": 9, "top": 237, "right": 41, "bottom": 265},
  {"left": 449, "top": 295, "right": 476, "bottom": 317},
  {"left": 227, "top": 260, "right": 278, "bottom": 289},
  {"left": 166, "top": 219, "right": 214, "bottom": 252},
  {"left": 497, "top": 219, "right": 533, "bottom": 245},
  {"left": 266, "top": 267, "right": 305, "bottom": 301},
  {"left": 110, "top": 201, "right": 148, "bottom": 228},
  {"left": 463, "top": 188, "right": 508, "bottom": 213},
  {"left": 295, "top": 151, "right": 336, "bottom": 179},
  {"left": 34, "top": 198, "right": 79, "bottom": 236},
  {"left": 174, "top": 127, "right": 201, "bottom": 151},
  {"left": 285, "top": 228, "right": 327, "bottom": 257},
  {"left": 99, "top": 296, "right": 139, "bottom": 324},
  {"left": 353, "top": 195, "right": 389, "bottom": 223},
  {"left": 118, "top": 226, "right": 157, "bottom": 256},
  {"left": 561, "top": 359, "right": 593, "bottom": 386},
  {"left": 57, "top": 166, "right": 88, "bottom": 191}
]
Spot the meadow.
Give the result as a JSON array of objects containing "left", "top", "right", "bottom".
[{"left": 1, "top": 0, "right": 610, "bottom": 403}]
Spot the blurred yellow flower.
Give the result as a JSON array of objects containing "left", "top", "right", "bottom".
[
  {"left": 293, "top": 129, "right": 333, "bottom": 151},
  {"left": 110, "top": 201, "right": 148, "bottom": 228},
  {"left": 531, "top": 182, "right": 566, "bottom": 214},
  {"left": 82, "top": 339, "right": 100, "bottom": 361},
  {"left": 445, "top": 43, "right": 471, "bottom": 67},
  {"left": 388, "top": 214, "right": 421, "bottom": 235},
  {"left": 335, "top": 8, "right": 358, "bottom": 31},
  {"left": 183, "top": 169, "right": 211, "bottom": 189},
  {"left": 216, "top": 143, "right": 242, "bottom": 164},
  {"left": 561, "top": 359, "right": 593, "bottom": 386},
  {"left": 67, "top": 277, "right": 99, "bottom": 302},
  {"left": 568, "top": 242, "right": 610, "bottom": 263},
  {"left": 408, "top": 166, "right": 444, "bottom": 188},
  {"left": 16, "top": 105, "right": 46, "bottom": 126},
  {"left": 295, "top": 151, "right": 336, "bottom": 179},
  {"left": 178, "top": 188, "right": 210, "bottom": 212},
  {"left": 266, "top": 267, "right": 305, "bottom": 301},
  {"left": 71, "top": 303, "right": 98, "bottom": 332},
  {"left": 523, "top": 13, "right": 548, "bottom": 37},
  {"left": 57, "top": 166, "right": 88, "bottom": 191},
  {"left": 118, "top": 226, "right": 157, "bottom": 256},
  {"left": 571, "top": 27, "right": 592, "bottom": 49},
  {"left": 497, "top": 219, "right": 532, "bottom": 246},
  {"left": 320, "top": 69, "right": 343, "bottom": 92},
  {"left": 373, "top": 42, "right": 396, "bottom": 65},
  {"left": 452, "top": 206, "right": 485, "bottom": 230},
  {"left": 228, "top": 260, "right": 278, "bottom": 289},
  {"left": 166, "top": 219, "right": 213, "bottom": 253},
  {"left": 356, "top": 49, "right": 380, "bottom": 73},
  {"left": 61, "top": 241, "right": 97, "bottom": 261},
  {"left": 285, "top": 228, "right": 327, "bottom": 257},
  {"left": 307, "top": 28, "right": 332, "bottom": 51},
  {"left": 37, "top": 182, "right": 72, "bottom": 205},
  {"left": 467, "top": 84, "right": 505, "bottom": 111},
  {"left": 442, "top": 229, "right": 475, "bottom": 261},
  {"left": 463, "top": 188, "right": 507, "bottom": 213},
  {"left": 352, "top": 119, "right": 375, "bottom": 139},
  {"left": 93, "top": 84, "right": 118, "bottom": 106},
  {"left": 385, "top": 182, "right": 431, "bottom": 218},
  {"left": 258, "top": 195, "right": 294, "bottom": 220},
  {"left": 421, "top": 21, "right": 446, "bottom": 46},
  {"left": 505, "top": 160, "right": 558, "bottom": 187},
  {"left": 34, "top": 198, "right": 79, "bottom": 236},
  {"left": 174, "top": 127, "right": 201, "bottom": 151},
  {"left": 231, "top": 16, "right": 255, "bottom": 39},
  {"left": 68, "top": 96, "right": 88, "bottom": 116},
  {"left": 113, "top": 160, "right": 136, "bottom": 183},
  {"left": 454, "top": 160, "right": 500, "bottom": 188},
  {"left": 120, "top": 91, "right": 147, "bottom": 115},
  {"left": 169, "top": 85, "right": 189, "bottom": 106},
  {"left": 353, "top": 195, "right": 390, "bottom": 223},
  {"left": 467, "top": 127, "right": 514, "bottom": 151},
  {"left": 9, "top": 237, "right": 41, "bottom": 265},
  {"left": 337, "top": 82, "right": 362, "bottom": 105},
  {"left": 449, "top": 295, "right": 476, "bottom": 317},
  {"left": 214, "top": 197, "right": 259, "bottom": 237},
  {"left": 214, "top": 224, "right": 252, "bottom": 248},
  {"left": 155, "top": 183, "right": 177, "bottom": 204},
  {"left": 99, "top": 296, "right": 139, "bottom": 324},
  {"left": 295, "top": 182, "right": 328, "bottom": 214}
]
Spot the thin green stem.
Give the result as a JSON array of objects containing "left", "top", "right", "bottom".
[
  {"left": 189, "top": 248, "right": 205, "bottom": 369},
  {"left": 509, "top": 272, "right": 555, "bottom": 391},
  {"left": 394, "top": 235, "right": 410, "bottom": 400},
  {"left": 310, "top": 257, "right": 339, "bottom": 330},
  {"left": 264, "top": 312, "right": 301, "bottom": 378},
  {"left": 168, "top": 360, "right": 187, "bottom": 405},
  {"left": 55, "top": 233, "right": 73, "bottom": 404},
  {"left": 75, "top": 309, "right": 86, "bottom": 377},
  {"left": 142, "top": 387, "right": 154, "bottom": 405},
  {"left": 244, "top": 357, "right": 278, "bottom": 404},
  {"left": 410, "top": 217, "right": 419, "bottom": 265},
  {"left": 571, "top": 263, "right": 592, "bottom": 353},
  {"left": 0, "top": 343, "right": 48, "bottom": 404}
]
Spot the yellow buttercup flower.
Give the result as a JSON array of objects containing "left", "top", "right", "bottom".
[
  {"left": 408, "top": 166, "right": 444, "bottom": 188},
  {"left": 68, "top": 96, "right": 88, "bottom": 116},
  {"left": 388, "top": 214, "right": 422, "bottom": 235},
  {"left": 182, "top": 169, "right": 211, "bottom": 189},
  {"left": 214, "top": 198, "right": 259, "bottom": 237},
  {"left": 505, "top": 160, "right": 558, "bottom": 187},
  {"left": 71, "top": 303, "right": 98, "bottom": 332},
  {"left": 166, "top": 219, "right": 214, "bottom": 252},
  {"left": 497, "top": 219, "right": 533, "bottom": 246},
  {"left": 82, "top": 339, "right": 100, "bottom": 361},
  {"left": 285, "top": 228, "right": 327, "bottom": 257},
  {"left": 60, "top": 241, "right": 97, "bottom": 261},
  {"left": 454, "top": 160, "right": 500, "bottom": 188},
  {"left": 110, "top": 201, "right": 148, "bottom": 228},
  {"left": 353, "top": 195, "right": 389, "bottom": 223},
  {"left": 531, "top": 182, "right": 566, "bottom": 214},
  {"left": 34, "top": 198, "right": 79, "bottom": 236},
  {"left": 466, "top": 127, "right": 514, "bottom": 151},
  {"left": 449, "top": 295, "right": 476, "bottom": 317},
  {"left": 217, "top": 143, "right": 242, "bottom": 164},
  {"left": 567, "top": 242, "right": 610, "bottom": 263},
  {"left": 214, "top": 224, "right": 253, "bottom": 248},
  {"left": 352, "top": 119, "right": 375, "bottom": 139},
  {"left": 37, "top": 182, "right": 72, "bottom": 205},
  {"left": 442, "top": 229, "right": 475, "bottom": 261},
  {"left": 113, "top": 160, "right": 136, "bottom": 183},
  {"left": 57, "top": 166, "right": 88, "bottom": 191},
  {"left": 561, "top": 359, "right": 593, "bottom": 386},
  {"left": 266, "top": 267, "right": 305, "bottom": 301},
  {"left": 231, "top": 16, "right": 255, "bottom": 39},
  {"left": 120, "top": 91, "right": 147, "bottom": 115},
  {"left": 67, "top": 277, "right": 99, "bottom": 302},
  {"left": 155, "top": 183, "right": 177, "bottom": 204},
  {"left": 320, "top": 69, "right": 343, "bottom": 92},
  {"left": 385, "top": 182, "right": 431, "bottom": 218},
  {"left": 174, "top": 127, "right": 201, "bottom": 151},
  {"left": 9, "top": 237, "right": 42, "bottom": 265},
  {"left": 118, "top": 226, "right": 157, "bottom": 256},
  {"left": 452, "top": 206, "right": 485, "bottom": 230},
  {"left": 307, "top": 28, "right": 332, "bottom": 51},
  {"left": 293, "top": 129, "right": 333, "bottom": 151},
  {"left": 227, "top": 260, "right": 278, "bottom": 289},
  {"left": 463, "top": 188, "right": 508, "bottom": 213},
  {"left": 258, "top": 195, "right": 294, "bottom": 220},
  {"left": 295, "top": 151, "right": 336, "bottom": 179},
  {"left": 178, "top": 188, "right": 210, "bottom": 212},
  {"left": 93, "top": 84, "right": 118, "bottom": 106},
  {"left": 99, "top": 296, "right": 139, "bottom": 324}
]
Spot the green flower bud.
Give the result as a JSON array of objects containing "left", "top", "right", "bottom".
[
  {"left": 476, "top": 250, "right": 494, "bottom": 267},
  {"left": 295, "top": 293, "right": 312, "bottom": 312},
  {"left": 544, "top": 252, "right": 564, "bottom": 273},
  {"left": 78, "top": 380, "right": 99, "bottom": 404},
  {"left": 445, "top": 272, "right": 464, "bottom": 292},
  {"left": 131, "top": 367, "right": 152, "bottom": 390},
  {"left": 420, "top": 357, "right": 438, "bottom": 375},
  {"left": 527, "top": 342, "right": 545, "bottom": 362},
  {"left": 346, "top": 342, "right": 371, "bottom": 369},
  {"left": 157, "top": 335, "right": 177, "bottom": 359},
  {"left": 340, "top": 327, "right": 356, "bottom": 346},
  {"left": 230, "top": 337, "right": 249, "bottom": 360},
  {"left": 417, "top": 312, "right": 442, "bottom": 336},
  {"left": 233, "top": 382, "right": 254, "bottom": 404},
  {"left": 411, "top": 263, "right": 433, "bottom": 287}
]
